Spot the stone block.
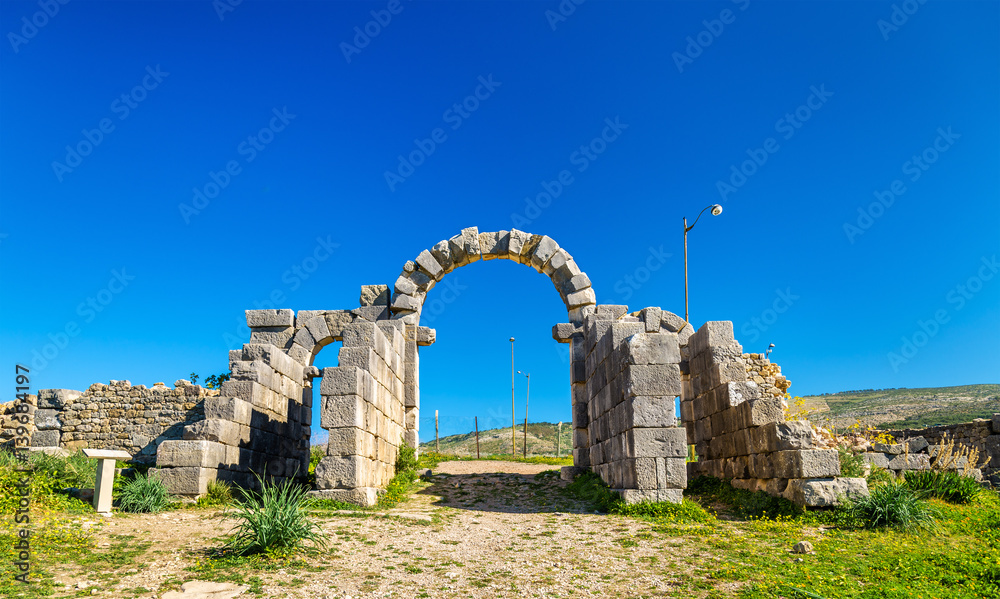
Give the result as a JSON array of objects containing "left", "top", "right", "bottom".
[
  {"left": 992, "top": 414, "right": 1000, "bottom": 435},
  {"left": 906, "top": 436, "right": 929, "bottom": 453},
  {"left": 715, "top": 381, "right": 759, "bottom": 411},
  {"left": 204, "top": 397, "right": 253, "bottom": 425},
  {"left": 872, "top": 442, "right": 903, "bottom": 455},
  {"left": 360, "top": 284, "right": 391, "bottom": 306},
  {"left": 566, "top": 288, "right": 596, "bottom": 309},
  {"left": 735, "top": 397, "right": 784, "bottom": 428},
  {"left": 30, "top": 429, "right": 60, "bottom": 447},
  {"left": 183, "top": 419, "right": 249, "bottom": 446},
  {"left": 633, "top": 458, "right": 657, "bottom": 490},
  {"left": 862, "top": 452, "right": 892, "bottom": 469},
  {"left": 775, "top": 449, "right": 840, "bottom": 478},
  {"left": 529, "top": 235, "right": 560, "bottom": 272},
  {"left": 316, "top": 455, "right": 369, "bottom": 489},
  {"left": 321, "top": 394, "right": 366, "bottom": 429},
  {"left": 657, "top": 457, "right": 686, "bottom": 489},
  {"left": 783, "top": 477, "right": 869, "bottom": 507},
  {"left": 630, "top": 427, "right": 687, "bottom": 458},
  {"left": 448, "top": 226, "right": 482, "bottom": 267},
  {"left": 625, "top": 395, "right": 676, "bottom": 428},
  {"left": 887, "top": 453, "right": 931, "bottom": 471},
  {"left": 308, "top": 487, "right": 379, "bottom": 507},
  {"left": 157, "top": 440, "right": 227, "bottom": 468},
  {"left": 479, "top": 230, "right": 510, "bottom": 260},
  {"left": 149, "top": 466, "right": 217, "bottom": 496},
  {"left": 617, "top": 488, "right": 683, "bottom": 504},
  {"left": 415, "top": 249, "right": 444, "bottom": 280},
  {"left": 37, "top": 388, "right": 82, "bottom": 409},
  {"left": 660, "top": 311, "right": 687, "bottom": 333},
  {"left": 390, "top": 293, "right": 421, "bottom": 313},
  {"left": 625, "top": 333, "right": 680, "bottom": 365},
  {"left": 246, "top": 309, "right": 294, "bottom": 328},
  {"left": 320, "top": 366, "right": 365, "bottom": 396},
  {"left": 758, "top": 420, "right": 816, "bottom": 452},
  {"left": 34, "top": 408, "right": 60, "bottom": 430},
  {"left": 622, "top": 364, "right": 681, "bottom": 397}
]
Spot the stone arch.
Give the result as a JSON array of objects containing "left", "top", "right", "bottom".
[{"left": 387, "top": 227, "right": 598, "bottom": 325}]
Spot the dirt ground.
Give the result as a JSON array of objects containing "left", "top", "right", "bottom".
[{"left": 53, "top": 460, "right": 709, "bottom": 598}]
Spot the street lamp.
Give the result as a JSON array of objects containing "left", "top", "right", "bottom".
[
  {"left": 683, "top": 204, "right": 723, "bottom": 322},
  {"left": 518, "top": 371, "right": 530, "bottom": 457},
  {"left": 765, "top": 343, "right": 775, "bottom": 359},
  {"left": 509, "top": 337, "right": 516, "bottom": 456}
]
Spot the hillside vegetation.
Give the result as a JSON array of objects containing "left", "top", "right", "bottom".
[
  {"left": 420, "top": 421, "right": 572, "bottom": 457},
  {"left": 799, "top": 384, "right": 1000, "bottom": 430}
]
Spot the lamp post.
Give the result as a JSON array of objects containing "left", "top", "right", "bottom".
[
  {"left": 509, "top": 337, "right": 516, "bottom": 456},
  {"left": 683, "top": 204, "right": 723, "bottom": 322},
  {"left": 765, "top": 343, "right": 775, "bottom": 359},
  {"left": 518, "top": 371, "right": 530, "bottom": 457}
]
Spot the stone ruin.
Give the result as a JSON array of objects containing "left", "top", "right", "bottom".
[{"left": 8, "top": 227, "right": 882, "bottom": 506}]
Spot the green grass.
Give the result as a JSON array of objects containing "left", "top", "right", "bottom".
[
  {"left": 419, "top": 421, "right": 574, "bottom": 457},
  {"left": 224, "top": 473, "right": 328, "bottom": 556},
  {"left": 903, "top": 470, "right": 982, "bottom": 504},
  {"left": 117, "top": 473, "right": 172, "bottom": 513},
  {"left": 417, "top": 450, "right": 572, "bottom": 470},
  {"left": 838, "top": 479, "right": 938, "bottom": 532}
]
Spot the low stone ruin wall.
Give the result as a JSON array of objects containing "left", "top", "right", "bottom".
[
  {"left": 743, "top": 353, "right": 790, "bottom": 401},
  {"left": 880, "top": 417, "right": 1000, "bottom": 473},
  {"left": 314, "top": 320, "right": 407, "bottom": 505},
  {"left": 15, "top": 383, "right": 209, "bottom": 463},
  {"left": 682, "top": 322, "right": 867, "bottom": 507}
]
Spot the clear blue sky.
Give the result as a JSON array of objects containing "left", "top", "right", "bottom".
[{"left": 1, "top": 0, "right": 997, "bottom": 441}]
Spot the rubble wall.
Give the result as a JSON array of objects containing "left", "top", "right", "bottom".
[
  {"left": 682, "top": 322, "right": 867, "bottom": 507},
  {"left": 882, "top": 418, "right": 1000, "bottom": 472}
]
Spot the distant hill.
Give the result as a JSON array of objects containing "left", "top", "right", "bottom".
[
  {"left": 799, "top": 384, "right": 1000, "bottom": 430},
  {"left": 420, "top": 422, "right": 572, "bottom": 457}
]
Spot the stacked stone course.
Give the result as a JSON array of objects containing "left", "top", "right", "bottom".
[
  {"left": 743, "top": 354, "right": 791, "bottom": 400},
  {"left": 878, "top": 418, "right": 1000, "bottom": 474},
  {"left": 314, "top": 320, "right": 407, "bottom": 505},
  {"left": 555, "top": 305, "right": 693, "bottom": 503},
  {"left": 682, "top": 322, "right": 867, "bottom": 506}
]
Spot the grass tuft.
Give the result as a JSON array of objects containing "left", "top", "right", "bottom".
[
  {"left": 117, "top": 473, "right": 171, "bottom": 513},
  {"left": 838, "top": 479, "right": 937, "bottom": 531},
  {"left": 225, "top": 472, "right": 327, "bottom": 556}
]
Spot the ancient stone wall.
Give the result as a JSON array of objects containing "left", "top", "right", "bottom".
[
  {"left": 26, "top": 383, "right": 208, "bottom": 463},
  {"left": 555, "top": 305, "right": 694, "bottom": 503},
  {"left": 881, "top": 417, "right": 1000, "bottom": 473},
  {"left": 314, "top": 320, "right": 406, "bottom": 505},
  {"left": 682, "top": 322, "right": 867, "bottom": 506}
]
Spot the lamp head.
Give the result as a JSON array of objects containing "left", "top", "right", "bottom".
[
  {"left": 768, "top": 343, "right": 775, "bottom": 349},
  {"left": 711, "top": 204, "right": 723, "bottom": 216},
  {"left": 509, "top": 337, "right": 515, "bottom": 342}
]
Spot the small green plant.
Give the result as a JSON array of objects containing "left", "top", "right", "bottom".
[
  {"left": 866, "top": 465, "right": 896, "bottom": 486},
  {"left": 686, "top": 476, "right": 805, "bottom": 520},
  {"left": 837, "top": 444, "right": 865, "bottom": 477},
  {"left": 204, "top": 371, "right": 231, "bottom": 390},
  {"left": 565, "top": 472, "right": 715, "bottom": 523},
  {"left": 196, "top": 479, "right": 234, "bottom": 507},
  {"left": 117, "top": 473, "right": 171, "bottom": 513},
  {"left": 838, "top": 479, "right": 937, "bottom": 531},
  {"left": 225, "top": 473, "right": 327, "bottom": 556},
  {"left": 308, "top": 446, "right": 323, "bottom": 474},
  {"left": 903, "top": 469, "right": 981, "bottom": 504}
]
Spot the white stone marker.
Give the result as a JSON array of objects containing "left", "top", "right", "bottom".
[{"left": 81, "top": 448, "right": 133, "bottom": 514}]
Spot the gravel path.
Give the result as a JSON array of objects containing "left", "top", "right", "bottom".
[{"left": 56, "top": 461, "right": 705, "bottom": 598}]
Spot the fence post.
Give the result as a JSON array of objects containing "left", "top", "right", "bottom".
[
  {"left": 475, "top": 416, "right": 480, "bottom": 459},
  {"left": 435, "top": 410, "right": 439, "bottom": 453},
  {"left": 557, "top": 421, "right": 562, "bottom": 457}
]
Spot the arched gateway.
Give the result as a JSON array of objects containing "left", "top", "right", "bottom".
[{"left": 154, "top": 226, "right": 854, "bottom": 508}]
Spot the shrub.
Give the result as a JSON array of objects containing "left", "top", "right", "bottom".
[
  {"left": 308, "top": 446, "right": 323, "bottom": 474},
  {"left": 29, "top": 450, "right": 96, "bottom": 489},
  {"left": 838, "top": 444, "right": 865, "bottom": 477},
  {"left": 117, "top": 473, "right": 171, "bottom": 513},
  {"left": 866, "top": 465, "right": 896, "bottom": 486},
  {"left": 197, "top": 479, "right": 234, "bottom": 507},
  {"left": 839, "top": 479, "right": 936, "bottom": 531},
  {"left": 903, "top": 470, "right": 981, "bottom": 504},
  {"left": 395, "top": 441, "right": 418, "bottom": 474},
  {"left": 225, "top": 473, "right": 327, "bottom": 556}
]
